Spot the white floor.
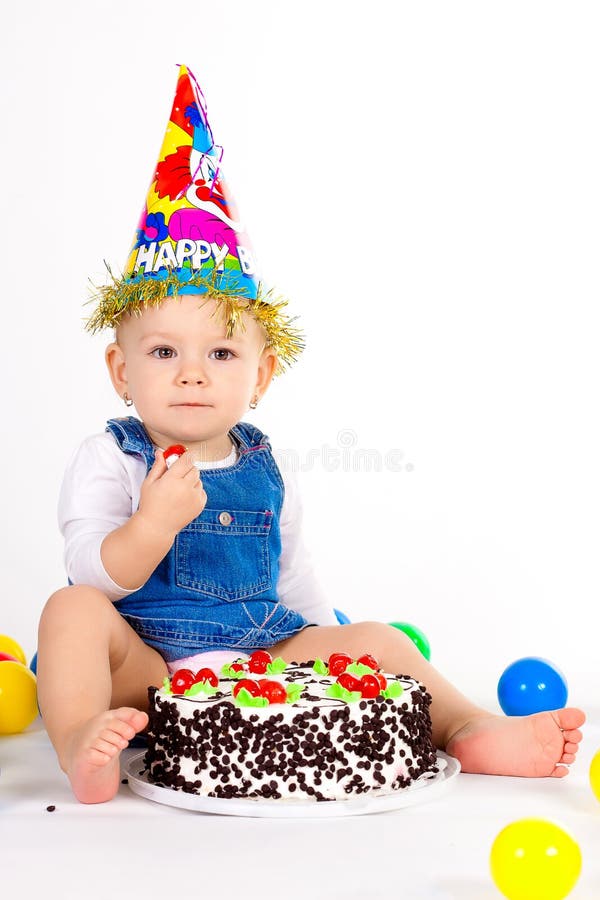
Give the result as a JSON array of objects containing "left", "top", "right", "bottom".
[{"left": 2, "top": 713, "right": 600, "bottom": 899}]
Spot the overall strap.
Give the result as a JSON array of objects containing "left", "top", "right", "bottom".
[
  {"left": 230, "top": 421, "right": 272, "bottom": 454},
  {"left": 105, "top": 416, "right": 154, "bottom": 455}
]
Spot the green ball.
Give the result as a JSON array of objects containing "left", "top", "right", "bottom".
[{"left": 389, "top": 621, "right": 431, "bottom": 660}]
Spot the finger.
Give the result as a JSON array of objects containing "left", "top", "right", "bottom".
[
  {"left": 145, "top": 450, "right": 167, "bottom": 483},
  {"left": 168, "top": 451, "right": 197, "bottom": 477},
  {"left": 184, "top": 466, "right": 203, "bottom": 484}
]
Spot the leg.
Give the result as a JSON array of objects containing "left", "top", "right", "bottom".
[
  {"left": 269, "top": 622, "right": 585, "bottom": 778},
  {"left": 37, "top": 585, "right": 168, "bottom": 803}
]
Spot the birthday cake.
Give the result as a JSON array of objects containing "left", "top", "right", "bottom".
[{"left": 143, "top": 651, "right": 439, "bottom": 802}]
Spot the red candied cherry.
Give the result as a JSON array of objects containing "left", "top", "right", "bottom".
[
  {"left": 375, "top": 673, "right": 388, "bottom": 691},
  {"left": 328, "top": 652, "right": 353, "bottom": 676},
  {"left": 357, "top": 654, "right": 379, "bottom": 671},
  {"left": 259, "top": 680, "right": 288, "bottom": 704},
  {"left": 233, "top": 679, "right": 262, "bottom": 698},
  {"left": 170, "top": 668, "right": 196, "bottom": 693},
  {"left": 194, "top": 667, "right": 218, "bottom": 687},
  {"left": 337, "top": 673, "right": 362, "bottom": 693},
  {"left": 247, "top": 650, "right": 273, "bottom": 674},
  {"left": 230, "top": 662, "right": 246, "bottom": 673},
  {"left": 359, "top": 674, "right": 381, "bottom": 699},
  {"left": 163, "top": 444, "right": 187, "bottom": 464}
]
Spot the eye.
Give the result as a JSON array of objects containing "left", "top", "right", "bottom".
[
  {"left": 151, "top": 347, "right": 176, "bottom": 359},
  {"left": 210, "top": 348, "right": 235, "bottom": 361}
]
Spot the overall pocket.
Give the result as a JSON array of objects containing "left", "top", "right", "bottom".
[{"left": 175, "top": 507, "right": 273, "bottom": 601}]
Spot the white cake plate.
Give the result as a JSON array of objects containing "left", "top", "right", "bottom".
[{"left": 124, "top": 751, "right": 460, "bottom": 818}]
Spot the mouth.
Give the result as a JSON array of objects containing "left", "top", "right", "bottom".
[{"left": 173, "top": 403, "right": 213, "bottom": 408}]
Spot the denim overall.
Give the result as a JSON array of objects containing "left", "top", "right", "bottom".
[{"left": 105, "top": 416, "right": 309, "bottom": 662}]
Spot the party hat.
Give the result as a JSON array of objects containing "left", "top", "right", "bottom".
[{"left": 86, "top": 64, "right": 304, "bottom": 373}]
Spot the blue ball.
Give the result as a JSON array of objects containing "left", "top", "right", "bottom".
[
  {"left": 30, "top": 651, "right": 37, "bottom": 675},
  {"left": 334, "top": 608, "right": 351, "bottom": 625},
  {"left": 497, "top": 657, "right": 568, "bottom": 716}
]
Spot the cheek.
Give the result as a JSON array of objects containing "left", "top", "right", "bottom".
[{"left": 126, "top": 361, "right": 168, "bottom": 395}]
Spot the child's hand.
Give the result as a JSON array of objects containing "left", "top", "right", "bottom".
[{"left": 137, "top": 450, "right": 207, "bottom": 538}]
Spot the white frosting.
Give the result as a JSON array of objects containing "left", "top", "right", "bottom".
[{"left": 145, "top": 664, "right": 438, "bottom": 802}]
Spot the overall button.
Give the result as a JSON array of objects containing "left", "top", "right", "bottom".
[{"left": 219, "top": 511, "right": 233, "bottom": 526}]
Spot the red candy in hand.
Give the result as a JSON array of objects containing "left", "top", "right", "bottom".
[
  {"left": 170, "top": 669, "right": 196, "bottom": 693},
  {"left": 163, "top": 444, "right": 187, "bottom": 467},
  {"left": 328, "top": 652, "right": 353, "bottom": 676},
  {"left": 194, "top": 668, "right": 218, "bottom": 687},
  {"left": 247, "top": 650, "right": 272, "bottom": 674}
]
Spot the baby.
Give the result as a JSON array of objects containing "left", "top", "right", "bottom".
[
  {"left": 37, "top": 290, "right": 585, "bottom": 804},
  {"left": 37, "top": 63, "right": 584, "bottom": 804}
]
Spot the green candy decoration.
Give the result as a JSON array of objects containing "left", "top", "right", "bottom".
[
  {"left": 184, "top": 680, "right": 219, "bottom": 698},
  {"left": 220, "top": 661, "right": 246, "bottom": 679},
  {"left": 389, "top": 622, "right": 431, "bottom": 660},
  {"left": 382, "top": 681, "right": 404, "bottom": 700},
  {"left": 285, "top": 683, "right": 305, "bottom": 703},
  {"left": 346, "top": 662, "right": 377, "bottom": 677},
  {"left": 325, "top": 682, "right": 362, "bottom": 703},
  {"left": 234, "top": 687, "right": 269, "bottom": 708},
  {"left": 266, "top": 657, "right": 287, "bottom": 675}
]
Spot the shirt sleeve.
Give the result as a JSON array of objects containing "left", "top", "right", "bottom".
[
  {"left": 57, "top": 433, "right": 144, "bottom": 601},
  {"left": 277, "top": 467, "right": 339, "bottom": 626}
]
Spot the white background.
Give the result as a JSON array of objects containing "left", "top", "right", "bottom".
[{"left": 1, "top": 0, "right": 599, "bottom": 711}]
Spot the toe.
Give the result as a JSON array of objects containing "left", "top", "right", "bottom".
[
  {"left": 563, "top": 741, "right": 579, "bottom": 754},
  {"left": 556, "top": 708, "right": 586, "bottom": 730},
  {"left": 100, "top": 728, "right": 129, "bottom": 750},
  {"left": 94, "top": 737, "right": 122, "bottom": 758},
  {"left": 114, "top": 708, "right": 149, "bottom": 732},
  {"left": 107, "top": 719, "right": 137, "bottom": 741},
  {"left": 88, "top": 744, "right": 116, "bottom": 764},
  {"left": 563, "top": 728, "right": 583, "bottom": 744},
  {"left": 551, "top": 765, "right": 569, "bottom": 778}
]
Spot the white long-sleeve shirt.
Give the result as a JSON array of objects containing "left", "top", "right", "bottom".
[{"left": 58, "top": 431, "right": 338, "bottom": 627}]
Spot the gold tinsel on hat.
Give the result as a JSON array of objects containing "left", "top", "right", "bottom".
[{"left": 84, "top": 264, "right": 304, "bottom": 376}]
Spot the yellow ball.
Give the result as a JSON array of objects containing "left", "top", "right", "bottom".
[
  {"left": 0, "top": 634, "right": 26, "bottom": 665},
  {"left": 490, "top": 819, "right": 581, "bottom": 900},
  {"left": 589, "top": 750, "right": 600, "bottom": 802},
  {"left": 0, "top": 660, "right": 38, "bottom": 734}
]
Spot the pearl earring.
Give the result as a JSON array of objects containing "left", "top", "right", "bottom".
[
  {"left": 123, "top": 392, "right": 134, "bottom": 407},
  {"left": 249, "top": 395, "right": 259, "bottom": 409}
]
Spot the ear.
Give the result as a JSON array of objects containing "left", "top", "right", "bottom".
[
  {"left": 254, "top": 347, "right": 279, "bottom": 400},
  {"left": 105, "top": 341, "right": 128, "bottom": 398}
]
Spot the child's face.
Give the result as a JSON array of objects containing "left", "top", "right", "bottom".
[{"left": 105, "top": 294, "right": 277, "bottom": 455}]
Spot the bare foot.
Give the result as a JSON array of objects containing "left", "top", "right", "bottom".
[
  {"left": 63, "top": 708, "right": 149, "bottom": 803},
  {"left": 446, "top": 707, "right": 585, "bottom": 777}
]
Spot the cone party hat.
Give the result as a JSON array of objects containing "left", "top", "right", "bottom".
[{"left": 86, "top": 64, "right": 303, "bottom": 373}]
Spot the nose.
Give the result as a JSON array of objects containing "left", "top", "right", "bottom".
[{"left": 176, "top": 356, "right": 208, "bottom": 385}]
